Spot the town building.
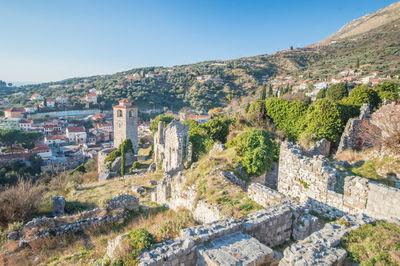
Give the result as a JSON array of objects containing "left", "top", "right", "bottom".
[
  {"left": 113, "top": 99, "right": 138, "bottom": 153},
  {"left": 4, "top": 107, "right": 26, "bottom": 119},
  {"left": 66, "top": 126, "right": 87, "bottom": 144}
]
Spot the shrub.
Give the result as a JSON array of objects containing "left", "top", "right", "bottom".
[
  {"left": 300, "top": 99, "right": 344, "bottom": 143},
  {"left": 346, "top": 86, "right": 381, "bottom": 109},
  {"left": 149, "top": 114, "right": 174, "bottom": 136},
  {"left": 104, "top": 149, "right": 121, "bottom": 165},
  {"left": 0, "top": 178, "right": 43, "bottom": 226},
  {"left": 156, "top": 212, "right": 194, "bottom": 241},
  {"left": 264, "top": 98, "right": 308, "bottom": 140},
  {"left": 227, "top": 129, "right": 279, "bottom": 176},
  {"left": 130, "top": 161, "right": 142, "bottom": 171},
  {"left": 326, "top": 82, "right": 348, "bottom": 100},
  {"left": 375, "top": 81, "right": 400, "bottom": 101},
  {"left": 126, "top": 228, "right": 155, "bottom": 259},
  {"left": 185, "top": 120, "right": 214, "bottom": 162},
  {"left": 203, "top": 116, "right": 233, "bottom": 143}
]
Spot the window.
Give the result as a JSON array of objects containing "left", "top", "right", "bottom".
[
  {"left": 117, "top": 109, "right": 122, "bottom": 117},
  {"left": 129, "top": 110, "right": 134, "bottom": 117}
]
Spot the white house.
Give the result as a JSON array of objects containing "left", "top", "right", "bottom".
[
  {"left": 46, "top": 98, "right": 56, "bottom": 108},
  {"left": 66, "top": 126, "right": 87, "bottom": 144},
  {"left": 45, "top": 135, "right": 68, "bottom": 146},
  {"left": 32, "top": 143, "right": 52, "bottom": 158},
  {"left": 19, "top": 119, "right": 32, "bottom": 131}
]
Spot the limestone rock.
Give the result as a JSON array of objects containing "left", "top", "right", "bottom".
[
  {"left": 98, "top": 170, "right": 118, "bottom": 182},
  {"left": 52, "top": 196, "right": 65, "bottom": 216},
  {"left": 209, "top": 143, "right": 226, "bottom": 156},
  {"left": 107, "top": 235, "right": 126, "bottom": 261},
  {"left": 132, "top": 186, "right": 144, "bottom": 194},
  {"left": 7, "top": 231, "right": 21, "bottom": 241},
  {"left": 110, "top": 157, "right": 122, "bottom": 172}
]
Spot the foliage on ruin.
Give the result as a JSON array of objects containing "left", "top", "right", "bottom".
[
  {"left": 149, "top": 114, "right": 174, "bottom": 136},
  {"left": 104, "top": 139, "right": 134, "bottom": 173},
  {"left": 227, "top": 128, "right": 279, "bottom": 176},
  {"left": 341, "top": 221, "right": 400, "bottom": 265}
]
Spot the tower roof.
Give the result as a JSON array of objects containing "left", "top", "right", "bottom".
[{"left": 112, "top": 99, "right": 137, "bottom": 109}]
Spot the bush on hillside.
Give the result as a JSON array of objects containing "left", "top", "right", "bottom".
[
  {"left": 227, "top": 129, "right": 279, "bottom": 176},
  {"left": 375, "top": 81, "right": 400, "bottom": 101},
  {"left": 149, "top": 114, "right": 174, "bottom": 136},
  {"left": 326, "top": 82, "right": 348, "bottom": 100},
  {"left": 344, "top": 86, "right": 381, "bottom": 109},
  {"left": 0, "top": 178, "right": 43, "bottom": 226},
  {"left": 264, "top": 98, "right": 308, "bottom": 140},
  {"left": 300, "top": 99, "right": 344, "bottom": 143},
  {"left": 203, "top": 116, "right": 233, "bottom": 143},
  {"left": 316, "top": 88, "right": 327, "bottom": 99},
  {"left": 185, "top": 120, "right": 214, "bottom": 162}
]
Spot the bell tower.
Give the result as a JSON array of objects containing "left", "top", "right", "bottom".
[{"left": 113, "top": 99, "right": 138, "bottom": 153}]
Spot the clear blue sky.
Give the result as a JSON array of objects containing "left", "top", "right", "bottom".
[{"left": 0, "top": 0, "right": 397, "bottom": 83}]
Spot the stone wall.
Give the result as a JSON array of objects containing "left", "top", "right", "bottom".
[
  {"left": 151, "top": 171, "right": 221, "bottom": 224},
  {"left": 278, "top": 141, "right": 400, "bottom": 222},
  {"left": 280, "top": 213, "right": 375, "bottom": 265},
  {"left": 154, "top": 120, "right": 190, "bottom": 172},
  {"left": 248, "top": 182, "right": 289, "bottom": 207},
  {"left": 337, "top": 103, "right": 381, "bottom": 153},
  {"left": 8, "top": 194, "right": 139, "bottom": 245}
]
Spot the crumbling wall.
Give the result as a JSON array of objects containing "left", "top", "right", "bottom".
[
  {"left": 8, "top": 194, "right": 139, "bottom": 245},
  {"left": 151, "top": 172, "right": 221, "bottom": 224},
  {"left": 248, "top": 182, "right": 289, "bottom": 207},
  {"left": 337, "top": 103, "right": 381, "bottom": 153},
  {"left": 278, "top": 141, "right": 400, "bottom": 221},
  {"left": 154, "top": 120, "right": 190, "bottom": 172}
]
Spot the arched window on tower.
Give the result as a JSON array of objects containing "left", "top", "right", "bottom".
[
  {"left": 129, "top": 110, "right": 134, "bottom": 117},
  {"left": 117, "top": 110, "right": 123, "bottom": 117}
]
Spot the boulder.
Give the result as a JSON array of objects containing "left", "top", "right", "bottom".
[
  {"left": 110, "top": 157, "right": 122, "bottom": 172},
  {"left": 7, "top": 231, "right": 21, "bottom": 241},
  {"left": 98, "top": 170, "right": 118, "bottom": 182},
  {"left": 132, "top": 186, "right": 144, "bottom": 194},
  {"left": 147, "top": 162, "right": 156, "bottom": 173},
  {"left": 52, "top": 196, "right": 66, "bottom": 216},
  {"left": 209, "top": 143, "right": 226, "bottom": 156}
]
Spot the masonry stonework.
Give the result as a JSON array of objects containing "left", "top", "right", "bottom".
[
  {"left": 113, "top": 99, "right": 138, "bottom": 153},
  {"left": 154, "top": 120, "right": 190, "bottom": 172}
]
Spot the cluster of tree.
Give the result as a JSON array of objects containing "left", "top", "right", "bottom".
[
  {"left": 104, "top": 139, "right": 134, "bottom": 175},
  {"left": 0, "top": 154, "right": 42, "bottom": 186},
  {"left": 0, "top": 130, "right": 43, "bottom": 150}
]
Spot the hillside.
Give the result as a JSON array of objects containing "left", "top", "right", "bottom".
[
  {"left": 9, "top": 2, "right": 400, "bottom": 113},
  {"left": 314, "top": 1, "right": 400, "bottom": 46}
]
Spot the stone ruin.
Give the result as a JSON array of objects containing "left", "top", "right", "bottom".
[
  {"left": 98, "top": 146, "right": 136, "bottom": 181},
  {"left": 7, "top": 194, "right": 139, "bottom": 247},
  {"left": 128, "top": 134, "right": 400, "bottom": 265},
  {"left": 154, "top": 119, "right": 191, "bottom": 172}
]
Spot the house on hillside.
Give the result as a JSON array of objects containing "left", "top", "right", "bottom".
[
  {"left": 30, "top": 93, "right": 44, "bottom": 101},
  {"left": 32, "top": 143, "right": 52, "bottom": 158},
  {"left": 4, "top": 107, "right": 26, "bottom": 119},
  {"left": 85, "top": 93, "right": 98, "bottom": 104},
  {"left": 19, "top": 119, "right": 33, "bottom": 131},
  {"left": 66, "top": 126, "right": 87, "bottom": 144},
  {"left": 46, "top": 98, "right": 56, "bottom": 108},
  {"left": 45, "top": 135, "right": 68, "bottom": 146}
]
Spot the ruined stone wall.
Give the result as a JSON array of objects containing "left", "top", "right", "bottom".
[
  {"left": 153, "top": 120, "right": 190, "bottom": 172},
  {"left": 278, "top": 141, "right": 400, "bottom": 221},
  {"left": 151, "top": 172, "right": 221, "bottom": 224},
  {"left": 98, "top": 148, "right": 115, "bottom": 175},
  {"left": 337, "top": 103, "right": 381, "bottom": 153},
  {"left": 8, "top": 194, "right": 139, "bottom": 245},
  {"left": 137, "top": 200, "right": 307, "bottom": 266},
  {"left": 248, "top": 182, "right": 289, "bottom": 207}
]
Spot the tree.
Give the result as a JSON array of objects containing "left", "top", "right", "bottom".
[
  {"left": 300, "top": 99, "right": 345, "bottom": 143},
  {"left": 268, "top": 84, "right": 273, "bottom": 98},
  {"left": 326, "top": 82, "right": 348, "bottom": 100},
  {"left": 203, "top": 116, "right": 232, "bottom": 143},
  {"left": 345, "top": 86, "right": 381, "bottom": 109},
  {"left": 259, "top": 85, "right": 266, "bottom": 101},
  {"left": 356, "top": 57, "right": 360, "bottom": 69},
  {"left": 375, "top": 82, "right": 399, "bottom": 101}
]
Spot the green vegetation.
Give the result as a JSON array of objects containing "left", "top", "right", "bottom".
[
  {"left": 341, "top": 221, "right": 400, "bottom": 265},
  {"left": 149, "top": 114, "right": 174, "bottom": 135},
  {"left": 104, "top": 139, "right": 134, "bottom": 174},
  {"left": 0, "top": 130, "right": 43, "bottom": 150},
  {"left": 325, "top": 82, "right": 348, "bottom": 100},
  {"left": 202, "top": 116, "right": 232, "bottom": 143},
  {"left": 227, "top": 128, "right": 279, "bottom": 176},
  {"left": 343, "top": 86, "right": 381, "bottom": 110},
  {"left": 375, "top": 81, "right": 400, "bottom": 101},
  {"left": 185, "top": 120, "right": 214, "bottom": 162}
]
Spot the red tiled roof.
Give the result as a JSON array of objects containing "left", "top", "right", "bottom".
[
  {"left": 86, "top": 93, "right": 97, "bottom": 97},
  {"left": 19, "top": 119, "right": 32, "bottom": 124},
  {"left": 33, "top": 143, "right": 51, "bottom": 152},
  {"left": 45, "top": 135, "right": 67, "bottom": 140},
  {"left": 67, "top": 126, "right": 85, "bottom": 133},
  {"left": 4, "top": 107, "right": 26, "bottom": 112}
]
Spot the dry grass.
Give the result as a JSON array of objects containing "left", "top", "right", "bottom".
[
  {"left": 335, "top": 149, "right": 364, "bottom": 163},
  {"left": 0, "top": 178, "right": 44, "bottom": 227}
]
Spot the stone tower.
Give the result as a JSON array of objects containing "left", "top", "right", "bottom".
[{"left": 113, "top": 99, "right": 138, "bottom": 153}]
